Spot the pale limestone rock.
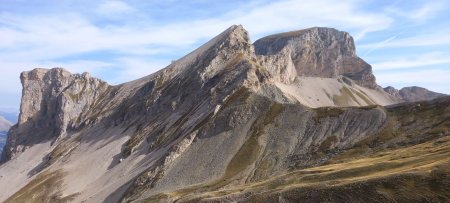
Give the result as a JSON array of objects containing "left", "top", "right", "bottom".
[
  {"left": 1, "top": 68, "right": 109, "bottom": 161},
  {"left": 254, "top": 27, "right": 377, "bottom": 88}
]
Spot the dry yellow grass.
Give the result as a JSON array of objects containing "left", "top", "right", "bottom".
[
  {"left": 144, "top": 134, "right": 450, "bottom": 202},
  {"left": 5, "top": 170, "right": 78, "bottom": 203}
]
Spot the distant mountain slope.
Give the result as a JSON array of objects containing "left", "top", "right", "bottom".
[
  {"left": 0, "top": 132, "right": 6, "bottom": 154},
  {"left": 0, "top": 111, "right": 19, "bottom": 124},
  {"left": 0, "top": 116, "right": 12, "bottom": 132},
  {"left": 0, "top": 116, "right": 11, "bottom": 154},
  {"left": 384, "top": 86, "right": 447, "bottom": 102}
]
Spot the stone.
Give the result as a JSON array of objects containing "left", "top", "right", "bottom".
[{"left": 254, "top": 27, "right": 378, "bottom": 88}]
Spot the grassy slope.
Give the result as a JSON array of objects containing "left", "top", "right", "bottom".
[{"left": 4, "top": 170, "right": 78, "bottom": 203}]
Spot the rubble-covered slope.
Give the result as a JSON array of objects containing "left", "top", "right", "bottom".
[{"left": 0, "top": 25, "right": 448, "bottom": 203}]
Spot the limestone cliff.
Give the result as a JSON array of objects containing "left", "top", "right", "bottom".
[
  {"left": 254, "top": 27, "right": 377, "bottom": 88},
  {"left": 1, "top": 68, "right": 109, "bottom": 161}
]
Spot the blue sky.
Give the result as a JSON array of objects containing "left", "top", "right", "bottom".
[{"left": 0, "top": 0, "right": 449, "bottom": 111}]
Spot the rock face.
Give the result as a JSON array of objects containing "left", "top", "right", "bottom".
[
  {"left": 1, "top": 68, "right": 109, "bottom": 161},
  {"left": 254, "top": 27, "right": 377, "bottom": 88},
  {"left": 384, "top": 86, "right": 446, "bottom": 102},
  {"left": 0, "top": 25, "right": 449, "bottom": 203},
  {"left": 383, "top": 86, "right": 401, "bottom": 98}
]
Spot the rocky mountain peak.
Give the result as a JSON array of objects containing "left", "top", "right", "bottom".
[
  {"left": 1, "top": 26, "right": 404, "bottom": 163},
  {"left": 184, "top": 24, "right": 252, "bottom": 59},
  {"left": 383, "top": 86, "right": 401, "bottom": 98},
  {"left": 399, "top": 86, "right": 447, "bottom": 102},
  {"left": 0, "top": 25, "right": 449, "bottom": 202},
  {"left": 254, "top": 27, "right": 355, "bottom": 56},
  {"left": 217, "top": 25, "right": 251, "bottom": 48},
  {"left": 254, "top": 27, "right": 377, "bottom": 88}
]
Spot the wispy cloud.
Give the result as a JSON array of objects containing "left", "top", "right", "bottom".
[
  {"left": 361, "top": 34, "right": 401, "bottom": 56},
  {"left": 372, "top": 52, "right": 450, "bottom": 70},
  {"left": 360, "top": 32, "right": 450, "bottom": 49},
  {"left": 385, "top": 0, "right": 448, "bottom": 23},
  {"left": 97, "top": 0, "right": 135, "bottom": 15}
]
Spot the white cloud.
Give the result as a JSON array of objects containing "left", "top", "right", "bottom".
[
  {"left": 97, "top": 0, "right": 135, "bottom": 15},
  {"left": 360, "top": 32, "right": 450, "bottom": 49},
  {"left": 109, "top": 57, "right": 170, "bottom": 84},
  {"left": 361, "top": 34, "right": 400, "bottom": 56},
  {"left": 228, "top": 0, "right": 393, "bottom": 40},
  {"left": 372, "top": 52, "right": 450, "bottom": 70},
  {"left": 385, "top": 1, "right": 447, "bottom": 23},
  {"left": 0, "top": 0, "right": 394, "bottom": 81}
]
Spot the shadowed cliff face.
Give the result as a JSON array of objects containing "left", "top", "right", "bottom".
[{"left": 0, "top": 25, "right": 448, "bottom": 203}]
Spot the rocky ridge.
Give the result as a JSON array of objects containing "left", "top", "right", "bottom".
[
  {"left": 0, "top": 25, "right": 448, "bottom": 203},
  {"left": 384, "top": 86, "right": 447, "bottom": 102}
]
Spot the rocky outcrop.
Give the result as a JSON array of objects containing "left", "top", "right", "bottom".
[
  {"left": 1, "top": 68, "right": 110, "bottom": 161},
  {"left": 384, "top": 86, "right": 446, "bottom": 102},
  {"left": 254, "top": 27, "right": 377, "bottom": 88},
  {"left": 383, "top": 86, "right": 401, "bottom": 98}
]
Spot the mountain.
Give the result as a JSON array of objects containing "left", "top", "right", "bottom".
[
  {"left": 384, "top": 86, "right": 447, "bottom": 102},
  {"left": 0, "top": 25, "right": 449, "bottom": 203},
  {"left": 0, "top": 116, "right": 12, "bottom": 154},
  {"left": 0, "top": 116, "right": 12, "bottom": 132},
  {"left": 0, "top": 111, "right": 19, "bottom": 125},
  {"left": 0, "top": 131, "right": 6, "bottom": 154}
]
